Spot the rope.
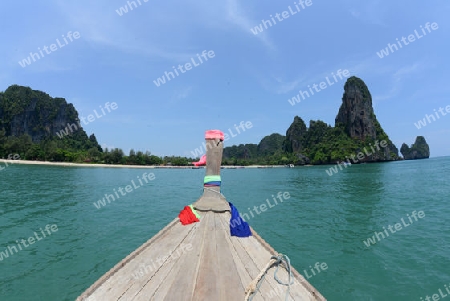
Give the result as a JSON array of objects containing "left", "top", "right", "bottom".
[
  {"left": 244, "top": 254, "right": 294, "bottom": 301},
  {"left": 203, "top": 186, "right": 225, "bottom": 198}
]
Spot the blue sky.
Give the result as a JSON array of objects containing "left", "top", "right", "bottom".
[{"left": 1, "top": 0, "right": 449, "bottom": 157}]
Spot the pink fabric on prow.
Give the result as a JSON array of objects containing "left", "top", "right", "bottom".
[
  {"left": 205, "top": 130, "right": 224, "bottom": 140},
  {"left": 193, "top": 155, "right": 206, "bottom": 166}
]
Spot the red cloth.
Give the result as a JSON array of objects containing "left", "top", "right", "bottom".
[
  {"left": 193, "top": 155, "right": 206, "bottom": 166},
  {"left": 205, "top": 130, "right": 224, "bottom": 140},
  {"left": 178, "top": 206, "right": 199, "bottom": 225}
]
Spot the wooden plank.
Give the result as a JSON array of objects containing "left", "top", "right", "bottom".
[
  {"left": 252, "top": 229, "right": 326, "bottom": 301},
  {"left": 217, "top": 216, "right": 269, "bottom": 301},
  {"left": 238, "top": 234, "right": 281, "bottom": 300},
  {"left": 204, "top": 137, "right": 222, "bottom": 176},
  {"left": 218, "top": 213, "right": 275, "bottom": 301},
  {"left": 90, "top": 222, "right": 192, "bottom": 300},
  {"left": 84, "top": 218, "right": 186, "bottom": 301},
  {"left": 194, "top": 133, "right": 231, "bottom": 212},
  {"left": 240, "top": 227, "right": 309, "bottom": 301},
  {"left": 77, "top": 218, "right": 181, "bottom": 300},
  {"left": 142, "top": 212, "right": 209, "bottom": 301},
  {"left": 117, "top": 222, "right": 198, "bottom": 300},
  {"left": 216, "top": 216, "right": 251, "bottom": 287},
  {"left": 191, "top": 211, "right": 219, "bottom": 301},
  {"left": 216, "top": 211, "right": 251, "bottom": 290},
  {"left": 214, "top": 211, "right": 249, "bottom": 299},
  {"left": 290, "top": 269, "right": 326, "bottom": 301}
]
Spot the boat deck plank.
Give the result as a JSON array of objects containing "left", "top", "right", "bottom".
[
  {"left": 217, "top": 213, "right": 277, "bottom": 300},
  {"left": 86, "top": 219, "right": 193, "bottom": 301},
  {"left": 153, "top": 212, "right": 208, "bottom": 301},
  {"left": 119, "top": 222, "right": 199, "bottom": 300},
  {"left": 191, "top": 211, "right": 220, "bottom": 300},
  {"left": 77, "top": 211, "right": 326, "bottom": 301},
  {"left": 213, "top": 210, "right": 248, "bottom": 299}
]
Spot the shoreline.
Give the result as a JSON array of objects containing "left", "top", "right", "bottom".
[
  {"left": 0, "top": 159, "right": 288, "bottom": 169},
  {"left": 1, "top": 158, "right": 418, "bottom": 170}
]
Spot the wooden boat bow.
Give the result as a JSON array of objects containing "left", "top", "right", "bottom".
[{"left": 76, "top": 130, "right": 326, "bottom": 301}]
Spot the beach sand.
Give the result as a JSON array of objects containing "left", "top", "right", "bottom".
[{"left": 0, "top": 159, "right": 287, "bottom": 169}]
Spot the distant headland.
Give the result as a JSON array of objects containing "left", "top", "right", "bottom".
[{"left": 222, "top": 76, "right": 430, "bottom": 165}]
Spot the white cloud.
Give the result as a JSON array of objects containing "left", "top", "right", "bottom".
[
  {"left": 374, "top": 62, "right": 424, "bottom": 102},
  {"left": 52, "top": 0, "right": 199, "bottom": 62},
  {"left": 224, "top": 0, "right": 275, "bottom": 50},
  {"left": 51, "top": 0, "right": 275, "bottom": 63},
  {"left": 347, "top": 1, "right": 387, "bottom": 27}
]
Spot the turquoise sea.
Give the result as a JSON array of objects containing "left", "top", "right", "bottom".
[{"left": 0, "top": 157, "right": 449, "bottom": 301}]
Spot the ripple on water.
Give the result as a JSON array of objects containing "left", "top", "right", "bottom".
[{"left": 1, "top": 158, "right": 449, "bottom": 301}]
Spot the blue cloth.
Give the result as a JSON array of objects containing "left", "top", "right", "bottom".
[
  {"left": 204, "top": 181, "right": 221, "bottom": 186},
  {"left": 229, "top": 202, "right": 252, "bottom": 237}
]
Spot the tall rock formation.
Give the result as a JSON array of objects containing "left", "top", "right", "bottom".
[
  {"left": 335, "top": 76, "right": 377, "bottom": 140},
  {"left": 283, "top": 116, "right": 307, "bottom": 153},
  {"left": 400, "top": 136, "right": 430, "bottom": 160},
  {"left": 335, "top": 76, "right": 399, "bottom": 160}
]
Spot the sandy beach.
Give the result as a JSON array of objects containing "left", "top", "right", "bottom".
[
  {"left": 0, "top": 159, "right": 158, "bottom": 169},
  {"left": 0, "top": 159, "right": 287, "bottom": 169}
]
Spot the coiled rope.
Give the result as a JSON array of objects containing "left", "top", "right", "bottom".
[{"left": 244, "top": 254, "right": 294, "bottom": 301}]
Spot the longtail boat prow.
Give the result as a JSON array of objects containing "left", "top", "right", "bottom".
[{"left": 76, "top": 130, "right": 326, "bottom": 301}]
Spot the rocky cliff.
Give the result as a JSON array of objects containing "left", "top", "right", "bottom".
[
  {"left": 400, "top": 136, "right": 430, "bottom": 160},
  {"left": 284, "top": 116, "right": 307, "bottom": 153},
  {"left": 0, "top": 85, "right": 101, "bottom": 160},
  {"left": 0, "top": 85, "right": 82, "bottom": 143},
  {"left": 257, "top": 133, "right": 285, "bottom": 156},
  {"left": 335, "top": 76, "right": 377, "bottom": 140},
  {"left": 335, "top": 76, "right": 399, "bottom": 161}
]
